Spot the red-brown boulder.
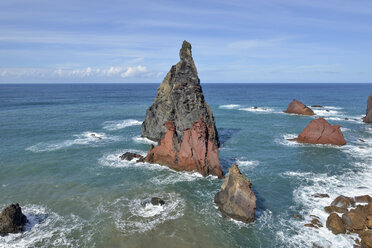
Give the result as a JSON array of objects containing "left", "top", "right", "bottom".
[
  {"left": 144, "top": 118, "right": 223, "bottom": 178},
  {"left": 284, "top": 99, "right": 315, "bottom": 115},
  {"left": 291, "top": 118, "right": 346, "bottom": 146},
  {"left": 326, "top": 213, "right": 346, "bottom": 234}
]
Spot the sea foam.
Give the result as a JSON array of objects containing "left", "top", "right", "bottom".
[
  {"left": 104, "top": 193, "right": 185, "bottom": 234},
  {"left": 277, "top": 134, "right": 372, "bottom": 247},
  {"left": 26, "top": 131, "right": 120, "bottom": 152},
  {"left": 0, "top": 204, "right": 89, "bottom": 248},
  {"left": 102, "top": 119, "right": 142, "bottom": 131},
  {"left": 219, "top": 104, "right": 241, "bottom": 109},
  {"left": 132, "top": 136, "right": 158, "bottom": 145}
]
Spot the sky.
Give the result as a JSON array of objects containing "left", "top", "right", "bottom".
[{"left": 0, "top": 0, "right": 371, "bottom": 83}]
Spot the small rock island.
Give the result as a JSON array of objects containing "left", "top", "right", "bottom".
[
  {"left": 284, "top": 99, "right": 315, "bottom": 116},
  {"left": 289, "top": 118, "right": 346, "bottom": 146}
]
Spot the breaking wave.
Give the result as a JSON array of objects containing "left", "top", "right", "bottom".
[
  {"left": 26, "top": 132, "right": 121, "bottom": 152},
  {"left": 102, "top": 119, "right": 142, "bottom": 131}
]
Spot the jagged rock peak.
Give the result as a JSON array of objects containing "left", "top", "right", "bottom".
[
  {"left": 180, "top": 40, "right": 192, "bottom": 61},
  {"left": 140, "top": 41, "right": 223, "bottom": 177},
  {"left": 141, "top": 40, "right": 218, "bottom": 146}
]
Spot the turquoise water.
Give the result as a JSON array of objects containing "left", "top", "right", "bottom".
[{"left": 0, "top": 83, "right": 372, "bottom": 248}]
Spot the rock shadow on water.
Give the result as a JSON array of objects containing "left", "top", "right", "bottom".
[
  {"left": 218, "top": 128, "right": 241, "bottom": 146},
  {"left": 24, "top": 213, "right": 49, "bottom": 231},
  {"left": 219, "top": 157, "right": 235, "bottom": 175}
]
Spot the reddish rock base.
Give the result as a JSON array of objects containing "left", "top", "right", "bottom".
[
  {"left": 291, "top": 118, "right": 346, "bottom": 146},
  {"left": 284, "top": 99, "right": 315, "bottom": 115},
  {"left": 143, "top": 117, "right": 223, "bottom": 178}
]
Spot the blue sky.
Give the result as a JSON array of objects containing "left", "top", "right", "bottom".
[{"left": 0, "top": 0, "right": 371, "bottom": 83}]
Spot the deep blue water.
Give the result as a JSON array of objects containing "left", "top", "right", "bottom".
[{"left": 0, "top": 83, "right": 372, "bottom": 248}]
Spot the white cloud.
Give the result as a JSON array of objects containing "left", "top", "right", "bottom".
[
  {"left": 121, "top": 65, "right": 148, "bottom": 78},
  {"left": 0, "top": 64, "right": 159, "bottom": 80}
]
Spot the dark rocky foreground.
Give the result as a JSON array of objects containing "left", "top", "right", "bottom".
[
  {"left": 305, "top": 195, "right": 372, "bottom": 247},
  {"left": 284, "top": 99, "right": 315, "bottom": 116},
  {"left": 214, "top": 164, "right": 256, "bottom": 223},
  {"left": 140, "top": 41, "right": 223, "bottom": 178},
  {"left": 0, "top": 203, "right": 28, "bottom": 236},
  {"left": 289, "top": 118, "right": 346, "bottom": 146}
]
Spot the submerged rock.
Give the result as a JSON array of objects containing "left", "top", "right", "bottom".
[
  {"left": 290, "top": 118, "right": 346, "bottom": 146},
  {"left": 363, "top": 94, "right": 372, "bottom": 123},
  {"left": 141, "top": 41, "right": 223, "bottom": 178},
  {"left": 141, "top": 197, "right": 165, "bottom": 207},
  {"left": 284, "top": 99, "right": 315, "bottom": 115},
  {"left": 311, "top": 105, "right": 324, "bottom": 108},
  {"left": 214, "top": 164, "right": 256, "bottom": 223},
  {"left": 0, "top": 203, "right": 28, "bottom": 236},
  {"left": 312, "top": 193, "right": 330, "bottom": 198}
]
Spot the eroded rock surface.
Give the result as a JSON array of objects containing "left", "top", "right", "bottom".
[
  {"left": 284, "top": 99, "right": 315, "bottom": 115},
  {"left": 290, "top": 118, "right": 346, "bottom": 146},
  {"left": 214, "top": 164, "right": 256, "bottom": 223},
  {"left": 0, "top": 203, "right": 28, "bottom": 236},
  {"left": 141, "top": 41, "right": 223, "bottom": 178},
  {"left": 323, "top": 195, "right": 372, "bottom": 247}
]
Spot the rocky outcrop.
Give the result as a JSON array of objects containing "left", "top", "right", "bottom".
[
  {"left": 141, "top": 197, "right": 165, "bottom": 207},
  {"left": 290, "top": 118, "right": 346, "bottom": 146},
  {"left": 363, "top": 94, "right": 372, "bottom": 123},
  {"left": 119, "top": 152, "right": 144, "bottom": 162},
  {"left": 214, "top": 164, "right": 256, "bottom": 223},
  {"left": 0, "top": 203, "right": 28, "bottom": 236},
  {"left": 323, "top": 195, "right": 372, "bottom": 247},
  {"left": 326, "top": 213, "right": 346, "bottom": 234},
  {"left": 284, "top": 99, "right": 315, "bottom": 115},
  {"left": 141, "top": 41, "right": 223, "bottom": 178}
]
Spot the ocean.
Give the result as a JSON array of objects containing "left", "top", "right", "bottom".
[{"left": 0, "top": 83, "right": 371, "bottom": 248}]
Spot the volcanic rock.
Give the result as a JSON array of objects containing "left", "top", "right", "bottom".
[
  {"left": 332, "top": 195, "right": 356, "bottom": 209},
  {"left": 119, "top": 152, "right": 144, "bottom": 161},
  {"left": 361, "top": 230, "right": 372, "bottom": 248},
  {"left": 305, "top": 216, "right": 323, "bottom": 229},
  {"left": 284, "top": 99, "right": 315, "bottom": 115},
  {"left": 323, "top": 196, "right": 372, "bottom": 247},
  {"left": 363, "top": 94, "right": 372, "bottom": 123},
  {"left": 342, "top": 205, "right": 368, "bottom": 231},
  {"left": 141, "top": 41, "right": 223, "bottom": 178},
  {"left": 312, "top": 193, "right": 330, "bottom": 198},
  {"left": 141, "top": 197, "right": 165, "bottom": 207},
  {"left": 326, "top": 213, "right": 346, "bottom": 234},
  {"left": 355, "top": 195, "right": 372, "bottom": 203},
  {"left": 290, "top": 118, "right": 346, "bottom": 146},
  {"left": 0, "top": 203, "right": 28, "bottom": 236},
  {"left": 214, "top": 164, "right": 256, "bottom": 223}
]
